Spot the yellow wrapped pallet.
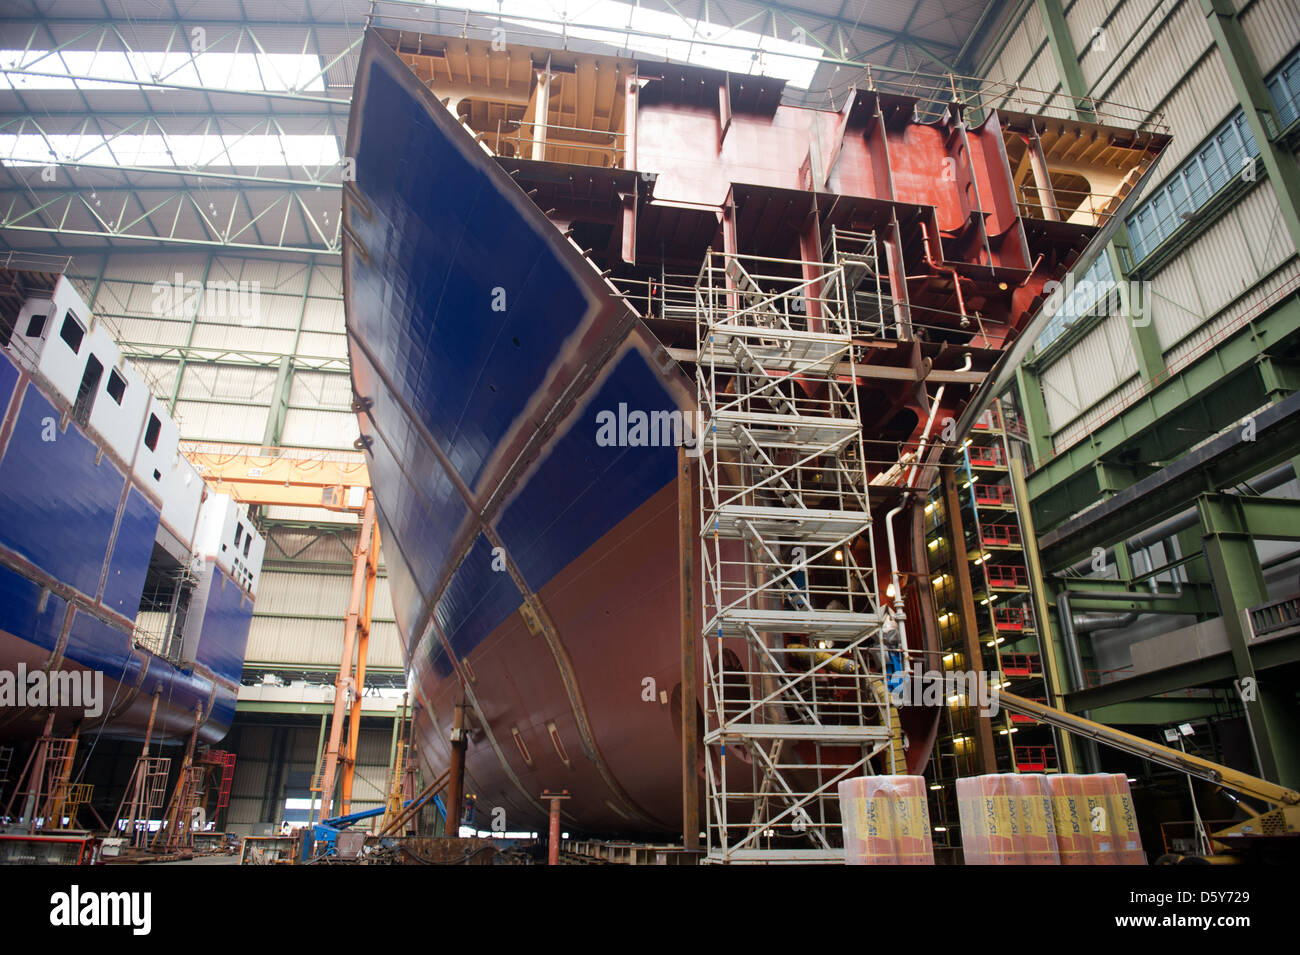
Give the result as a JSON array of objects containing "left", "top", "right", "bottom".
[
  {"left": 837, "top": 775, "right": 935, "bottom": 865},
  {"left": 956, "top": 774, "right": 1024, "bottom": 864},
  {"left": 1046, "top": 775, "right": 1093, "bottom": 864},
  {"left": 1011, "top": 774, "right": 1060, "bottom": 865},
  {"left": 1046, "top": 773, "right": 1146, "bottom": 865},
  {"left": 1103, "top": 773, "right": 1147, "bottom": 864}
]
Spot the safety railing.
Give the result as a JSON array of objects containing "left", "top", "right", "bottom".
[
  {"left": 483, "top": 118, "right": 626, "bottom": 168},
  {"left": 992, "top": 607, "right": 1034, "bottom": 633},
  {"left": 979, "top": 522, "right": 1022, "bottom": 548}
]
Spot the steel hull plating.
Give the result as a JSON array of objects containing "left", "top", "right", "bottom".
[{"left": 345, "top": 37, "right": 700, "bottom": 834}]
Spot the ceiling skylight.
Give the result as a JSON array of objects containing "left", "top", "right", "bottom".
[
  {"left": 440, "top": 0, "right": 824, "bottom": 89},
  {"left": 0, "top": 50, "right": 328, "bottom": 92},
  {"left": 0, "top": 133, "right": 341, "bottom": 168}
]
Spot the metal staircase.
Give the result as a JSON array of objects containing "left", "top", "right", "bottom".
[{"left": 695, "top": 244, "right": 904, "bottom": 863}]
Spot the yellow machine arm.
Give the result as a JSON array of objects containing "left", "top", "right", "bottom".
[{"left": 998, "top": 690, "right": 1300, "bottom": 809}]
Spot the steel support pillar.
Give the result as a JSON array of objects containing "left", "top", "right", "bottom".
[
  {"left": 543, "top": 790, "right": 569, "bottom": 866},
  {"left": 445, "top": 702, "right": 467, "bottom": 838},
  {"left": 1009, "top": 453, "right": 1080, "bottom": 773},
  {"left": 1034, "top": 0, "right": 1097, "bottom": 121},
  {"left": 1107, "top": 227, "right": 1166, "bottom": 383},
  {"left": 1197, "top": 493, "right": 1300, "bottom": 787},
  {"left": 318, "top": 493, "right": 378, "bottom": 818},
  {"left": 167, "top": 255, "right": 214, "bottom": 415},
  {"left": 677, "top": 446, "right": 700, "bottom": 852},
  {"left": 1014, "top": 364, "right": 1055, "bottom": 465},
  {"left": 262, "top": 355, "right": 295, "bottom": 447},
  {"left": 531, "top": 61, "right": 551, "bottom": 162}
]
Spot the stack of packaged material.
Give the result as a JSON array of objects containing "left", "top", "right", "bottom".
[
  {"left": 955, "top": 772, "right": 1146, "bottom": 864},
  {"left": 1047, "top": 774, "right": 1146, "bottom": 864},
  {"left": 956, "top": 773, "right": 1059, "bottom": 864},
  {"left": 838, "top": 775, "right": 935, "bottom": 865}
]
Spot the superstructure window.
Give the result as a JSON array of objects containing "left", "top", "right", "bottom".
[
  {"left": 234, "top": 523, "right": 243, "bottom": 548},
  {"left": 144, "top": 413, "right": 161, "bottom": 451},
  {"left": 24, "top": 313, "right": 47, "bottom": 338},
  {"left": 243, "top": 533, "right": 252, "bottom": 557},
  {"left": 59, "top": 313, "right": 84, "bottom": 353},
  {"left": 106, "top": 369, "right": 127, "bottom": 404}
]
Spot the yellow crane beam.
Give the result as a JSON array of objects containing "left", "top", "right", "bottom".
[
  {"left": 180, "top": 442, "right": 369, "bottom": 510},
  {"left": 998, "top": 690, "right": 1300, "bottom": 809}
]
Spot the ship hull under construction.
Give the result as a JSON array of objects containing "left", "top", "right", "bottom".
[
  {"left": 0, "top": 265, "right": 265, "bottom": 748},
  {"left": 343, "top": 29, "right": 1167, "bottom": 837}
]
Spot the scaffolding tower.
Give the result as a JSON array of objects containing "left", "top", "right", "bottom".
[
  {"left": 695, "top": 242, "right": 902, "bottom": 864},
  {"left": 1, "top": 731, "right": 91, "bottom": 831}
]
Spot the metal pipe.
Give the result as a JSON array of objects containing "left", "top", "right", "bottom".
[
  {"left": 1073, "top": 611, "right": 1139, "bottom": 632},
  {"left": 905, "top": 352, "right": 973, "bottom": 489},
  {"left": 884, "top": 503, "right": 909, "bottom": 655},
  {"left": 1055, "top": 591, "right": 1100, "bottom": 772}
]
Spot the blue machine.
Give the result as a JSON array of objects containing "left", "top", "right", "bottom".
[{"left": 301, "top": 794, "right": 447, "bottom": 861}]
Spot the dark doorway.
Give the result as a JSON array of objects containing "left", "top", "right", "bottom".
[{"left": 73, "top": 353, "right": 104, "bottom": 427}]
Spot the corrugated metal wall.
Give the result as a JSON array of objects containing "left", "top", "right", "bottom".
[
  {"left": 1241, "top": 0, "right": 1300, "bottom": 73},
  {"left": 246, "top": 571, "right": 403, "bottom": 669},
  {"left": 1046, "top": 178, "right": 1300, "bottom": 437},
  {"left": 983, "top": 0, "right": 1300, "bottom": 444},
  {"left": 980, "top": 1, "right": 1060, "bottom": 93},
  {"left": 222, "top": 720, "right": 399, "bottom": 835},
  {"left": 1041, "top": 310, "right": 1141, "bottom": 432},
  {"left": 80, "top": 251, "right": 353, "bottom": 449}
]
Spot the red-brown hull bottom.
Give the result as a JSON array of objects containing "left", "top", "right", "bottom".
[{"left": 410, "top": 482, "right": 938, "bottom": 837}]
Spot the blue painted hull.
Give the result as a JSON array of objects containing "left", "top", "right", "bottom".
[{"left": 345, "top": 35, "right": 696, "bottom": 831}]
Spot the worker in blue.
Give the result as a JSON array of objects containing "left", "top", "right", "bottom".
[
  {"left": 783, "top": 545, "right": 811, "bottom": 612},
  {"left": 879, "top": 607, "right": 906, "bottom": 693}
]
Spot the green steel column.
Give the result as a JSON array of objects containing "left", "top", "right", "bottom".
[
  {"left": 1200, "top": 0, "right": 1300, "bottom": 252},
  {"left": 1033, "top": 0, "right": 1097, "bottom": 120},
  {"left": 1112, "top": 539, "right": 1135, "bottom": 584},
  {"left": 1197, "top": 493, "right": 1300, "bottom": 786},
  {"left": 262, "top": 355, "right": 294, "bottom": 447},
  {"left": 167, "top": 254, "right": 213, "bottom": 415},
  {"left": 84, "top": 257, "right": 108, "bottom": 318},
  {"left": 1257, "top": 354, "right": 1300, "bottom": 403},
  {"left": 1014, "top": 365, "right": 1055, "bottom": 464},
  {"left": 1009, "top": 454, "right": 1080, "bottom": 773},
  {"left": 1107, "top": 229, "right": 1166, "bottom": 383},
  {"left": 261, "top": 259, "right": 314, "bottom": 447}
]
